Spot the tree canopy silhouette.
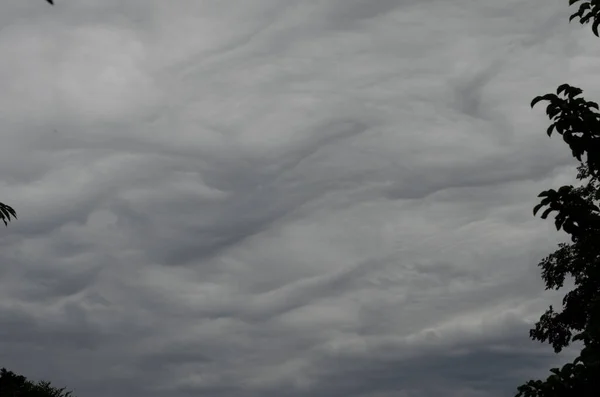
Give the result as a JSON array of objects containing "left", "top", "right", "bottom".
[
  {"left": 0, "top": 368, "right": 74, "bottom": 397},
  {"left": 514, "top": 2, "right": 600, "bottom": 396}
]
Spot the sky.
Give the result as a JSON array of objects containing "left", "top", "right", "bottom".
[{"left": 0, "top": 0, "right": 597, "bottom": 396}]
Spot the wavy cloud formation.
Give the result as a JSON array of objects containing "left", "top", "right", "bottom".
[{"left": 0, "top": 1, "right": 591, "bottom": 396}]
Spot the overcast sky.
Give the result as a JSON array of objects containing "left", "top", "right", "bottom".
[{"left": 0, "top": 0, "right": 596, "bottom": 396}]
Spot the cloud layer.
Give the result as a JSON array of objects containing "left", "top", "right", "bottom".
[{"left": 0, "top": 0, "right": 593, "bottom": 396}]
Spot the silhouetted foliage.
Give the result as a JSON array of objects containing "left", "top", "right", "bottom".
[
  {"left": 569, "top": 0, "right": 600, "bottom": 36},
  {"left": 514, "top": 2, "right": 600, "bottom": 396},
  {"left": 0, "top": 202, "right": 16, "bottom": 227},
  {"left": 0, "top": 368, "right": 74, "bottom": 397}
]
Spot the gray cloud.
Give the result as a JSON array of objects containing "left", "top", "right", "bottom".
[{"left": 0, "top": 0, "right": 588, "bottom": 396}]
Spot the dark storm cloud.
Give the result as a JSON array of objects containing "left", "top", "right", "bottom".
[{"left": 0, "top": 0, "right": 589, "bottom": 396}]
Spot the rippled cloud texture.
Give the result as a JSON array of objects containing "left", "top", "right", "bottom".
[{"left": 0, "top": 0, "right": 595, "bottom": 396}]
